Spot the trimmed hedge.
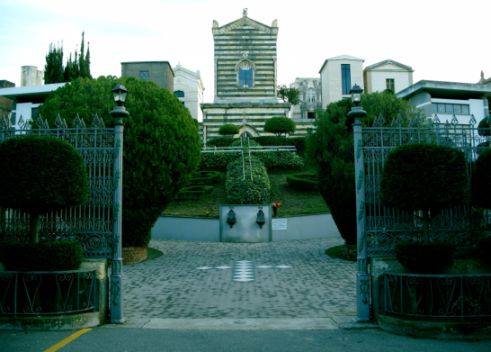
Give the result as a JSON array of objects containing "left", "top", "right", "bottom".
[
  {"left": 472, "top": 148, "right": 491, "bottom": 208},
  {"left": 230, "top": 138, "right": 259, "bottom": 147},
  {"left": 207, "top": 137, "right": 234, "bottom": 147},
  {"left": 381, "top": 144, "right": 468, "bottom": 213},
  {"left": 0, "top": 240, "right": 83, "bottom": 271},
  {"left": 254, "top": 136, "right": 306, "bottom": 155},
  {"left": 264, "top": 116, "right": 296, "bottom": 136},
  {"left": 200, "top": 153, "right": 239, "bottom": 170},
  {"left": 286, "top": 172, "right": 318, "bottom": 191},
  {"left": 395, "top": 242, "right": 455, "bottom": 273},
  {"left": 226, "top": 156, "right": 271, "bottom": 204},
  {"left": 478, "top": 118, "right": 491, "bottom": 137},
  {"left": 219, "top": 124, "right": 239, "bottom": 136},
  {"left": 259, "top": 152, "right": 304, "bottom": 170}
]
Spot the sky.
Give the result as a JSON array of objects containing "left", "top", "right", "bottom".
[{"left": 0, "top": 0, "right": 490, "bottom": 102}]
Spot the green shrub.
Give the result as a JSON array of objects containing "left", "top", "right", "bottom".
[
  {"left": 0, "top": 136, "right": 88, "bottom": 243},
  {"left": 200, "top": 153, "right": 239, "bottom": 170},
  {"left": 218, "top": 124, "right": 239, "bottom": 136},
  {"left": 264, "top": 116, "right": 295, "bottom": 136},
  {"left": 259, "top": 152, "right": 304, "bottom": 170},
  {"left": 478, "top": 237, "right": 491, "bottom": 267},
  {"left": 286, "top": 172, "right": 318, "bottom": 191},
  {"left": 254, "top": 136, "right": 306, "bottom": 155},
  {"left": 381, "top": 144, "right": 468, "bottom": 215},
  {"left": 0, "top": 240, "right": 83, "bottom": 271},
  {"left": 472, "top": 149, "right": 491, "bottom": 208},
  {"left": 40, "top": 77, "right": 201, "bottom": 247},
  {"left": 230, "top": 138, "right": 259, "bottom": 147},
  {"left": 225, "top": 156, "right": 270, "bottom": 204},
  {"left": 478, "top": 118, "right": 491, "bottom": 137},
  {"left": 207, "top": 137, "right": 234, "bottom": 147},
  {"left": 395, "top": 242, "right": 455, "bottom": 273}
]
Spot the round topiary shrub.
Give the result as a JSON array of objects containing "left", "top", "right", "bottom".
[
  {"left": 478, "top": 117, "right": 491, "bottom": 137},
  {"left": 0, "top": 136, "right": 89, "bottom": 243},
  {"left": 40, "top": 77, "right": 201, "bottom": 248},
  {"left": 218, "top": 124, "right": 239, "bottom": 136},
  {"left": 264, "top": 116, "right": 295, "bottom": 136},
  {"left": 0, "top": 240, "right": 83, "bottom": 271},
  {"left": 225, "top": 156, "right": 270, "bottom": 204},
  {"left": 472, "top": 148, "right": 491, "bottom": 209}
]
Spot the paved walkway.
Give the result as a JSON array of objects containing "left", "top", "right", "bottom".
[{"left": 123, "top": 238, "right": 356, "bottom": 323}]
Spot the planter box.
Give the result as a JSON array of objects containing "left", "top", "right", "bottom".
[{"left": 220, "top": 204, "right": 272, "bottom": 243}]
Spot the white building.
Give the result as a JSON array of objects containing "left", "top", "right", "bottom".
[
  {"left": 319, "top": 55, "right": 364, "bottom": 108},
  {"left": 363, "top": 59, "right": 413, "bottom": 94},
  {"left": 289, "top": 77, "right": 321, "bottom": 119},
  {"left": 173, "top": 64, "right": 204, "bottom": 122},
  {"left": 21, "top": 65, "right": 44, "bottom": 87},
  {"left": 0, "top": 83, "right": 65, "bottom": 128},
  {"left": 397, "top": 80, "right": 491, "bottom": 124}
]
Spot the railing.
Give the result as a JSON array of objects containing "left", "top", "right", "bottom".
[
  {"left": 201, "top": 145, "right": 297, "bottom": 153},
  {"left": 0, "top": 269, "right": 99, "bottom": 316},
  {"left": 380, "top": 272, "right": 491, "bottom": 320}
]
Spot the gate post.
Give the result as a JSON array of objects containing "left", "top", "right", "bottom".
[
  {"left": 110, "top": 84, "right": 129, "bottom": 324},
  {"left": 353, "top": 118, "right": 370, "bottom": 321}
]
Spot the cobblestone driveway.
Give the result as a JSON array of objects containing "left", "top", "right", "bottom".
[{"left": 123, "top": 238, "right": 356, "bottom": 322}]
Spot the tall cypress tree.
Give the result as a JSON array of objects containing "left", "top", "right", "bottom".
[
  {"left": 78, "top": 32, "right": 88, "bottom": 78},
  {"left": 84, "top": 42, "right": 92, "bottom": 79},
  {"left": 44, "top": 43, "right": 64, "bottom": 83}
]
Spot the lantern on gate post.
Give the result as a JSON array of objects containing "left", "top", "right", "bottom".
[{"left": 110, "top": 83, "right": 128, "bottom": 324}]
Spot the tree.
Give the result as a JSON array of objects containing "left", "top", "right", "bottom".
[
  {"left": 44, "top": 43, "right": 64, "bottom": 83},
  {"left": 78, "top": 32, "right": 91, "bottom": 79},
  {"left": 307, "top": 92, "right": 423, "bottom": 245},
  {"left": 0, "top": 136, "right": 88, "bottom": 243},
  {"left": 39, "top": 77, "right": 201, "bottom": 248},
  {"left": 64, "top": 53, "right": 79, "bottom": 81},
  {"left": 278, "top": 86, "right": 300, "bottom": 105},
  {"left": 264, "top": 116, "right": 296, "bottom": 136},
  {"left": 218, "top": 124, "right": 239, "bottom": 136}
]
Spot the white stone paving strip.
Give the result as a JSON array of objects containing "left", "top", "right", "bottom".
[
  {"left": 196, "top": 266, "right": 211, "bottom": 270},
  {"left": 232, "top": 260, "right": 255, "bottom": 282},
  {"left": 276, "top": 265, "right": 292, "bottom": 269},
  {"left": 215, "top": 266, "right": 231, "bottom": 270}
]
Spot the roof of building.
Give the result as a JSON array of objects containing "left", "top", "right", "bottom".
[
  {"left": 319, "top": 55, "right": 364, "bottom": 73},
  {"left": 364, "top": 59, "right": 413, "bottom": 72},
  {"left": 213, "top": 9, "right": 277, "bottom": 31},
  {"left": 0, "top": 83, "right": 66, "bottom": 100},
  {"left": 120, "top": 61, "right": 174, "bottom": 76},
  {"left": 396, "top": 80, "right": 491, "bottom": 100},
  {"left": 174, "top": 64, "right": 204, "bottom": 90}
]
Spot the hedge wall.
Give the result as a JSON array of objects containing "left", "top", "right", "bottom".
[{"left": 225, "top": 156, "right": 271, "bottom": 204}]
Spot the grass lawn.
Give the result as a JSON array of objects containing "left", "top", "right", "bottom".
[{"left": 162, "top": 170, "right": 329, "bottom": 218}]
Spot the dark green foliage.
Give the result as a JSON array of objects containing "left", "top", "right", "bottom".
[
  {"left": 381, "top": 144, "right": 468, "bottom": 213},
  {"left": 200, "top": 153, "right": 239, "bottom": 170},
  {"left": 325, "top": 244, "right": 356, "bottom": 261},
  {"left": 39, "top": 77, "right": 201, "bottom": 247},
  {"left": 472, "top": 148, "right": 491, "bottom": 208},
  {"left": 226, "top": 156, "right": 270, "bottom": 204},
  {"left": 0, "top": 240, "right": 83, "bottom": 271},
  {"left": 395, "top": 242, "right": 455, "bottom": 273},
  {"left": 0, "top": 136, "right": 88, "bottom": 243},
  {"left": 286, "top": 172, "right": 318, "bottom": 191},
  {"left": 64, "top": 53, "right": 80, "bottom": 82},
  {"left": 44, "top": 43, "right": 64, "bottom": 84},
  {"left": 176, "top": 171, "right": 223, "bottom": 200},
  {"left": 254, "top": 136, "right": 306, "bottom": 155},
  {"left": 230, "top": 138, "right": 259, "bottom": 147},
  {"left": 207, "top": 137, "right": 234, "bottom": 147},
  {"left": 478, "top": 117, "right": 491, "bottom": 136},
  {"left": 478, "top": 237, "right": 491, "bottom": 267},
  {"left": 264, "top": 116, "right": 296, "bottom": 136},
  {"left": 258, "top": 152, "right": 304, "bottom": 170},
  {"left": 307, "top": 92, "right": 425, "bottom": 246},
  {"left": 277, "top": 86, "right": 300, "bottom": 105},
  {"left": 218, "top": 124, "right": 239, "bottom": 136}
]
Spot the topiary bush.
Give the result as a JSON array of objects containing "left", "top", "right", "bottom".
[
  {"left": 478, "top": 117, "right": 491, "bottom": 137},
  {"left": 200, "top": 153, "right": 239, "bottom": 171},
  {"left": 395, "top": 242, "right": 455, "bottom": 274},
  {"left": 207, "top": 137, "right": 234, "bottom": 147},
  {"left": 225, "top": 156, "right": 270, "bottom": 204},
  {"left": 254, "top": 136, "right": 306, "bottom": 155},
  {"left": 0, "top": 240, "right": 83, "bottom": 271},
  {"left": 218, "top": 124, "right": 239, "bottom": 136},
  {"left": 40, "top": 77, "right": 201, "bottom": 247},
  {"left": 258, "top": 152, "right": 304, "bottom": 170},
  {"left": 0, "top": 136, "right": 89, "bottom": 243},
  {"left": 264, "top": 116, "right": 295, "bottom": 136},
  {"left": 286, "top": 172, "right": 318, "bottom": 191},
  {"left": 472, "top": 148, "right": 491, "bottom": 209}
]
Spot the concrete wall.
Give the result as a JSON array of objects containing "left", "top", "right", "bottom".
[
  {"left": 121, "top": 62, "right": 174, "bottom": 92},
  {"left": 174, "top": 65, "right": 204, "bottom": 122},
  {"left": 151, "top": 213, "right": 340, "bottom": 242},
  {"left": 364, "top": 63, "right": 413, "bottom": 94},
  {"left": 21, "top": 66, "right": 44, "bottom": 87}
]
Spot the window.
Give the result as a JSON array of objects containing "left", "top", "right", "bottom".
[
  {"left": 139, "top": 70, "right": 150, "bottom": 80},
  {"left": 174, "top": 90, "right": 185, "bottom": 98},
  {"left": 341, "top": 64, "right": 351, "bottom": 95},
  {"left": 238, "top": 61, "right": 253, "bottom": 88},
  {"left": 432, "top": 103, "right": 470, "bottom": 115},
  {"left": 386, "top": 78, "right": 395, "bottom": 92}
]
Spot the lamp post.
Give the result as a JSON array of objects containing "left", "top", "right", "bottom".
[
  {"left": 110, "top": 83, "right": 128, "bottom": 324},
  {"left": 349, "top": 84, "right": 370, "bottom": 321}
]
